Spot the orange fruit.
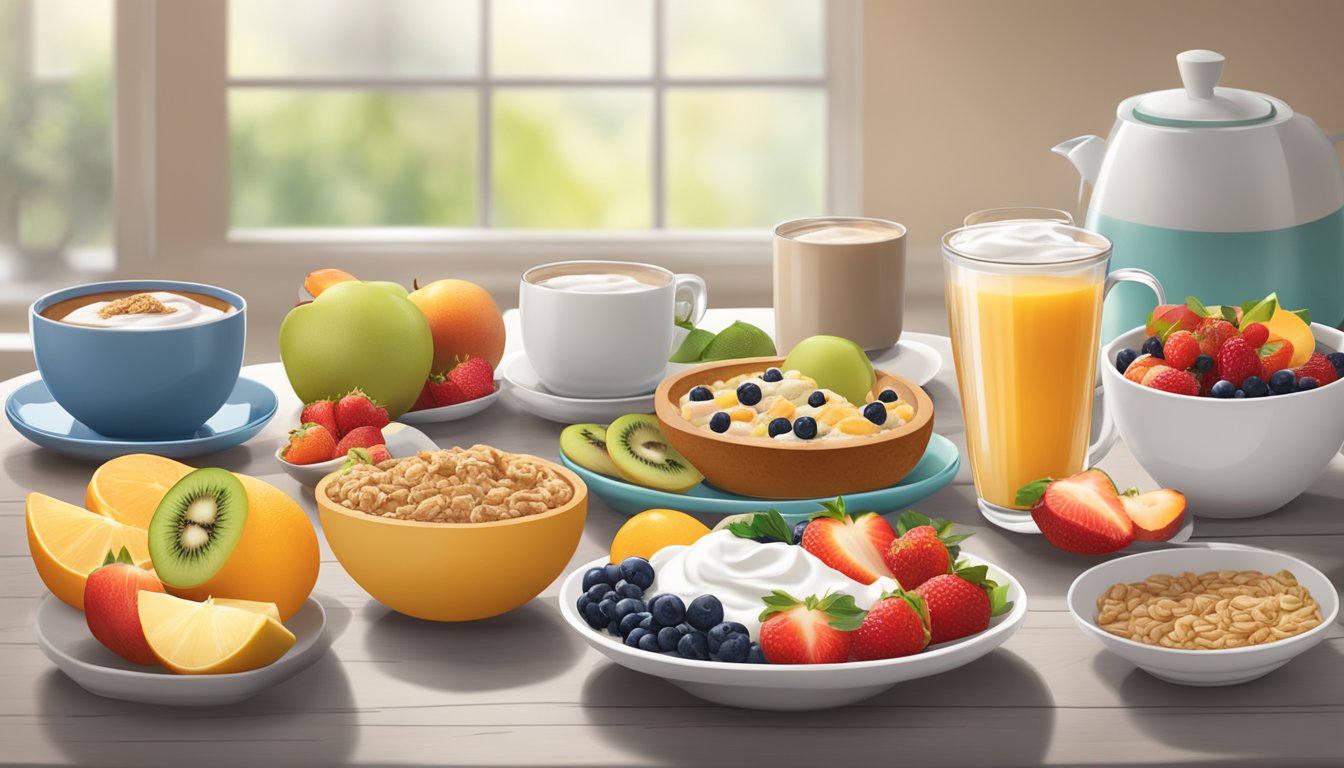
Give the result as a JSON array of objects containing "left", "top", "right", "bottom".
[
  {"left": 86, "top": 453, "right": 193, "bottom": 528},
  {"left": 303, "top": 268, "right": 358, "bottom": 298},
  {"left": 27, "top": 493, "right": 151, "bottom": 610},
  {"left": 138, "top": 593, "right": 295, "bottom": 675},
  {"left": 408, "top": 278, "right": 506, "bottom": 370},
  {"left": 162, "top": 473, "right": 319, "bottom": 622},
  {"left": 1262, "top": 306, "right": 1314, "bottom": 368},
  {"left": 610, "top": 508, "right": 711, "bottom": 563}
]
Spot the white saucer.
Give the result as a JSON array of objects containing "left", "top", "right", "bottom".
[
  {"left": 868, "top": 337, "right": 943, "bottom": 388},
  {"left": 501, "top": 352, "right": 675, "bottom": 423},
  {"left": 398, "top": 382, "right": 502, "bottom": 424},
  {"left": 978, "top": 498, "right": 1195, "bottom": 549},
  {"left": 276, "top": 421, "right": 439, "bottom": 486}
]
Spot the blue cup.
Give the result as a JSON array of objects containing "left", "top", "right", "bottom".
[{"left": 30, "top": 280, "right": 246, "bottom": 439}]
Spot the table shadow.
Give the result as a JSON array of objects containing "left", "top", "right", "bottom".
[
  {"left": 0, "top": 442, "right": 99, "bottom": 501},
  {"left": 359, "top": 596, "right": 582, "bottom": 692},
  {"left": 40, "top": 651, "right": 358, "bottom": 768},
  {"left": 580, "top": 648, "right": 1054, "bottom": 767}
]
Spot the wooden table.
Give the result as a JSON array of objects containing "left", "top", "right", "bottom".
[{"left": 1, "top": 309, "right": 1341, "bottom": 767}]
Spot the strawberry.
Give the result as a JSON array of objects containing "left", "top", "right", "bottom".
[
  {"left": 758, "top": 591, "right": 864, "bottom": 664},
  {"left": 1239, "top": 321, "right": 1270, "bottom": 349},
  {"left": 1138, "top": 364, "right": 1175, "bottom": 386},
  {"left": 1257, "top": 339, "right": 1294, "bottom": 380},
  {"left": 411, "top": 381, "right": 437, "bottom": 412},
  {"left": 1120, "top": 488, "right": 1186, "bottom": 542},
  {"left": 334, "top": 425, "right": 384, "bottom": 455},
  {"left": 1294, "top": 353, "right": 1338, "bottom": 386},
  {"left": 334, "top": 389, "right": 390, "bottom": 436},
  {"left": 448, "top": 356, "right": 495, "bottom": 401},
  {"left": 1145, "top": 367, "right": 1200, "bottom": 396},
  {"left": 428, "top": 371, "right": 468, "bottom": 407},
  {"left": 1195, "top": 317, "right": 1237, "bottom": 357},
  {"left": 1161, "top": 331, "right": 1200, "bottom": 371},
  {"left": 342, "top": 443, "right": 393, "bottom": 470},
  {"left": 1016, "top": 469, "right": 1135, "bottom": 555},
  {"left": 913, "top": 572, "right": 992, "bottom": 645},
  {"left": 1122, "top": 355, "right": 1165, "bottom": 384},
  {"left": 281, "top": 423, "right": 337, "bottom": 465},
  {"left": 300, "top": 399, "right": 339, "bottom": 438},
  {"left": 849, "top": 589, "right": 929, "bottom": 661},
  {"left": 882, "top": 511, "right": 972, "bottom": 590},
  {"left": 1215, "top": 336, "right": 1260, "bottom": 388},
  {"left": 800, "top": 498, "right": 897, "bottom": 584}
]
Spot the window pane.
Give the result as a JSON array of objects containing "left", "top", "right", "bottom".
[
  {"left": 491, "top": 0, "right": 652, "bottom": 78},
  {"left": 229, "top": 0, "right": 480, "bottom": 78},
  {"left": 666, "top": 89, "right": 824, "bottom": 228},
  {"left": 493, "top": 89, "right": 650, "bottom": 228},
  {"left": 230, "top": 90, "right": 477, "bottom": 228},
  {"left": 31, "top": 0, "right": 112, "bottom": 80},
  {"left": 665, "top": 0, "right": 824, "bottom": 78}
]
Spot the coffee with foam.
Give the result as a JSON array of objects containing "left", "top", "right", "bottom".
[{"left": 535, "top": 273, "right": 658, "bottom": 293}]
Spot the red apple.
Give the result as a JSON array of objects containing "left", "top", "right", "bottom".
[
  {"left": 84, "top": 551, "right": 166, "bottom": 666},
  {"left": 1121, "top": 489, "right": 1187, "bottom": 542},
  {"left": 1145, "top": 304, "right": 1203, "bottom": 339}
]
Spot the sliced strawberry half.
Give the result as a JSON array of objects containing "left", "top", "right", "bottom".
[
  {"left": 1016, "top": 469, "right": 1135, "bottom": 555},
  {"left": 800, "top": 498, "right": 896, "bottom": 584},
  {"left": 757, "top": 591, "right": 865, "bottom": 664},
  {"left": 1120, "top": 488, "right": 1186, "bottom": 542}
]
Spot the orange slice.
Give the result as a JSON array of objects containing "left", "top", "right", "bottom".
[
  {"left": 138, "top": 593, "right": 295, "bottom": 675},
  {"left": 27, "top": 493, "right": 151, "bottom": 609},
  {"left": 86, "top": 454, "right": 193, "bottom": 528}
]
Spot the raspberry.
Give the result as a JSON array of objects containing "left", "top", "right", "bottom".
[
  {"left": 1216, "top": 336, "right": 1260, "bottom": 388},
  {"left": 1240, "top": 322, "right": 1270, "bottom": 349},
  {"left": 1195, "top": 318, "right": 1237, "bottom": 357},
  {"left": 1123, "top": 355, "right": 1166, "bottom": 384},
  {"left": 1146, "top": 367, "right": 1200, "bottom": 396},
  {"left": 1294, "top": 353, "right": 1338, "bottom": 386},
  {"left": 1162, "top": 331, "right": 1200, "bottom": 370},
  {"left": 1257, "top": 339, "right": 1294, "bottom": 380}
]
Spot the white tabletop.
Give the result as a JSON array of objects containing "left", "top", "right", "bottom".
[{"left": 1, "top": 308, "right": 1342, "bottom": 766}]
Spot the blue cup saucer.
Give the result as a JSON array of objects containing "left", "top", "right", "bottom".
[{"left": 5, "top": 376, "right": 277, "bottom": 461}]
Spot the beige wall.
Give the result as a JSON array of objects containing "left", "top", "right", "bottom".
[{"left": 863, "top": 0, "right": 1344, "bottom": 335}]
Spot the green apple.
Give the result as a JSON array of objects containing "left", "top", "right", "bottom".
[
  {"left": 280, "top": 280, "right": 433, "bottom": 418},
  {"left": 783, "top": 335, "right": 875, "bottom": 404}
]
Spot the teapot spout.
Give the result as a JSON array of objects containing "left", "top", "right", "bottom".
[{"left": 1052, "top": 135, "right": 1107, "bottom": 187}]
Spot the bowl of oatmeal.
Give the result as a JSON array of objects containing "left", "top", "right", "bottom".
[
  {"left": 654, "top": 356, "right": 934, "bottom": 499},
  {"left": 314, "top": 444, "right": 588, "bottom": 621}
]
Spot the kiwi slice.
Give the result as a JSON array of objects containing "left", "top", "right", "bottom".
[
  {"left": 606, "top": 414, "right": 704, "bottom": 494},
  {"left": 560, "top": 423, "right": 621, "bottom": 478},
  {"left": 148, "top": 468, "right": 248, "bottom": 589}
]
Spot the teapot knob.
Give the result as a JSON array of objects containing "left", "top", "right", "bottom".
[{"left": 1177, "top": 49, "right": 1225, "bottom": 101}]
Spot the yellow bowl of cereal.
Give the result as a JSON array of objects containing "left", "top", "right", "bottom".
[
  {"left": 315, "top": 445, "right": 588, "bottom": 622},
  {"left": 1066, "top": 546, "right": 1338, "bottom": 686},
  {"left": 653, "top": 356, "right": 934, "bottom": 499}
]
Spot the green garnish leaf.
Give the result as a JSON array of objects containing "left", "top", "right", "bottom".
[
  {"left": 813, "top": 496, "right": 849, "bottom": 521},
  {"left": 1291, "top": 307, "right": 1311, "bottom": 324},
  {"left": 94, "top": 546, "right": 134, "bottom": 573},
  {"left": 1219, "top": 305, "right": 1240, "bottom": 324},
  {"left": 1015, "top": 478, "right": 1053, "bottom": 508},
  {"left": 1258, "top": 340, "right": 1286, "bottom": 359},
  {"left": 989, "top": 582, "right": 1014, "bottom": 617},
  {"left": 1185, "top": 295, "right": 1211, "bottom": 317},
  {"left": 726, "top": 508, "right": 795, "bottom": 544},
  {"left": 758, "top": 590, "right": 866, "bottom": 630},
  {"left": 1240, "top": 293, "right": 1279, "bottom": 326},
  {"left": 895, "top": 509, "right": 972, "bottom": 559}
]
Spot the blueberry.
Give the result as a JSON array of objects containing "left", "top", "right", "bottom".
[
  {"left": 1210, "top": 380, "right": 1235, "bottom": 398},
  {"left": 613, "top": 597, "right": 647, "bottom": 623},
  {"left": 686, "top": 595, "right": 724, "bottom": 631},
  {"left": 768, "top": 417, "right": 793, "bottom": 438},
  {"left": 649, "top": 593, "right": 686, "bottom": 627},
  {"left": 747, "top": 642, "right": 768, "bottom": 664},
  {"left": 619, "top": 611, "right": 650, "bottom": 638},
  {"left": 586, "top": 583, "right": 613, "bottom": 602},
  {"left": 619, "top": 557, "right": 655, "bottom": 589},
  {"left": 677, "top": 630, "right": 709, "bottom": 660},
  {"left": 582, "top": 602, "right": 606, "bottom": 629},
  {"left": 1269, "top": 369, "right": 1297, "bottom": 395},
  {"left": 791, "top": 520, "right": 809, "bottom": 545},
  {"left": 1115, "top": 348, "right": 1139, "bottom": 374},
  {"left": 640, "top": 615, "right": 654, "bottom": 630},
  {"left": 1142, "top": 335, "right": 1164, "bottom": 359},
  {"left": 793, "top": 416, "right": 818, "bottom": 440},
  {"left": 613, "top": 579, "right": 643, "bottom": 599},
  {"left": 707, "top": 621, "right": 749, "bottom": 654},
  {"left": 1242, "top": 376, "right": 1268, "bottom": 398},
  {"left": 657, "top": 625, "right": 682, "bottom": 651},
  {"left": 878, "top": 388, "right": 899, "bottom": 403},
  {"left": 582, "top": 567, "right": 610, "bottom": 591},
  {"left": 603, "top": 563, "right": 623, "bottom": 584},
  {"left": 709, "top": 412, "right": 731, "bottom": 433},
  {"left": 762, "top": 367, "right": 784, "bottom": 383},
  {"left": 638, "top": 633, "right": 661, "bottom": 652},
  {"left": 1328, "top": 352, "right": 1344, "bottom": 378},
  {"left": 1234, "top": 389, "right": 1246, "bottom": 398},
  {"left": 625, "top": 627, "right": 649, "bottom": 648},
  {"left": 1194, "top": 354, "right": 1215, "bottom": 374},
  {"left": 688, "top": 386, "right": 713, "bottom": 402},
  {"left": 1299, "top": 376, "right": 1319, "bottom": 391},
  {"left": 736, "top": 382, "right": 762, "bottom": 406},
  {"left": 607, "top": 619, "right": 620, "bottom": 635},
  {"left": 862, "top": 401, "right": 887, "bottom": 425},
  {"left": 577, "top": 594, "right": 591, "bottom": 613},
  {"left": 807, "top": 391, "right": 827, "bottom": 408},
  {"left": 716, "top": 633, "right": 752, "bottom": 663},
  {"left": 675, "top": 622, "right": 694, "bottom": 636}
]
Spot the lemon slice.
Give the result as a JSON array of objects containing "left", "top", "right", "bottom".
[
  {"left": 26, "top": 493, "right": 151, "bottom": 610},
  {"left": 138, "top": 592, "right": 295, "bottom": 675}
]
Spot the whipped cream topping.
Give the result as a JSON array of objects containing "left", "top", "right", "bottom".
[
  {"left": 59, "top": 291, "right": 233, "bottom": 329},
  {"left": 949, "top": 221, "right": 1106, "bottom": 264},
  {"left": 648, "top": 531, "right": 898, "bottom": 638}
]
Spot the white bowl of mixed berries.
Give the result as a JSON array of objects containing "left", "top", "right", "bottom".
[
  {"left": 1102, "top": 294, "right": 1344, "bottom": 518},
  {"left": 276, "top": 390, "right": 438, "bottom": 486}
]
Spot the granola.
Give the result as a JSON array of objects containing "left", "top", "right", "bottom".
[{"left": 97, "top": 292, "right": 177, "bottom": 319}]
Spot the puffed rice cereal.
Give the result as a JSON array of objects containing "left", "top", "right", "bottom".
[
  {"left": 1095, "top": 569, "right": 1322, "bottom": 650},
  {"left": 325, "top": 445, "right": 574, "bottom": 523}
]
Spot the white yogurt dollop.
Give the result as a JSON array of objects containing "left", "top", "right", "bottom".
[
  {"left": 60, "top": 291, "right": 232, "bottom": 329},
  {"left": 648, "top": 530, "right": 897, "bottom": 638}
]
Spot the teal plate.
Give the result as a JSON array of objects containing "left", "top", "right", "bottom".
[{"left": 561, "top": 432, "right": 961, "bottom": 521}]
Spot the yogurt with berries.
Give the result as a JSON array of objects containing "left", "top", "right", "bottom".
[{"left": 678, "top": 366, "right": 915, "bottom": 441}]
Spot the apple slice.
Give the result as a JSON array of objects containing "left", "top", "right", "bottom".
[
  {"left": 1121, "top": 489, "right": 1187, "bottom": 542},
  {"left": 1017, "top": 469, "right": 1135, "bottom": 555}
]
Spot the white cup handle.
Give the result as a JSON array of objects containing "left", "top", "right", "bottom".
[
  {"left": 673, "top": 273, "right": 708, "bottom": 326},
  {"left": 1089, "top": 268, "right": 1165, "bottom": 465}
]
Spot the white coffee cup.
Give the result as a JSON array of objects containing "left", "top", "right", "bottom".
[{"left": 520, "top": 260, "right": 708, "bottom": 398}]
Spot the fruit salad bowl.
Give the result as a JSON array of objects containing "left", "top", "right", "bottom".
[
  {"left": 1102, "top": 323, "right": 1344, "bottom": 518},
  {"left": 560, "top": 553, "right": 1027, "bottom": 710},
  {"left": 654, "top": 356, "right": 934, "bottom": 499}
]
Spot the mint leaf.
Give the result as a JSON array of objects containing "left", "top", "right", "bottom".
[
  {"left": 1185, "top": 295, "right": 1211, "bottom": 317},
  {"left": 895, "top": 509, "right": 932, "bottom": 535},
  {"left": 1240, "top": 294, "right": 1278, "bottom": 326},
  {"left": 1219, "top": 305, "right": 1240, "bottom": 324},
  {"left": 726, "top": 508, "right": 795, "bottom": 544},
  {"left": 989, "top": 582, "right": 1014, "bottom": 617},
  {"left": 1014, "top": 478, "right": 1052, "bottom": 508}
]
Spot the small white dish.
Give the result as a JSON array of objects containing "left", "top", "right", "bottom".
[
  {"left": 1067, "top": 544, "right": 1338, "bottom": 686},
  {"left": 502, "top": 352, "right": 663, "bottom": 423},
  {"left": 560, "top": 553, "right": 1028, "bottom": 710},
  {"left": 978, "top": 501, "right": 1195, "bottom": 550},
  {"left": 867, "top": 337, "right": 943, "bottom": 387},
  {"left": 35, "top": 595, "right": 330, "bottom": 706},
  {"left": 276, "top": 421, "right": 438, "bottom": 486},
  {"left": 397, "top": 382, "right": 502, "bottom": 424}
]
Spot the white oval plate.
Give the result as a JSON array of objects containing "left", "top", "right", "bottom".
[
  {"left": 36, "top": 595, "right": 330, "bottom": 706},
  {"left": 276, "top": 421, "right": 438, "bottom": 486},
  {"left": 559, "top": 553, "right": 1027, "bottom": 710},
  {"left": 398, "top": 382, "right": 502, "bottom": 424},
  {"left": 502, "top": 353, "right": 664, "bottom": 423},
  {"left": 867, "top": 337, "right": 943, "bottom": 388}
]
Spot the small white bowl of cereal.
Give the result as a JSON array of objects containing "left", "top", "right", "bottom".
[{"left": 1067, "top": 544, "right": 1337, "bottom": 686}]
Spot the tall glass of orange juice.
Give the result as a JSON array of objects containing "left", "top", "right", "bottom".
[{"left": 942, "top": 220, "right": 1162, "bottom": 528}]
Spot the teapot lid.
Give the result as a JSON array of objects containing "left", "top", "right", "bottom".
[{"left": 1132, "top": 50, "right": 1276, "bottom": 127}]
